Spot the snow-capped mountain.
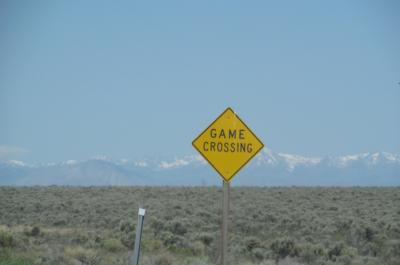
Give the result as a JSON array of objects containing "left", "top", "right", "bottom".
[{"left": 0, "top": 149, "right": 399, "bottom": 186}]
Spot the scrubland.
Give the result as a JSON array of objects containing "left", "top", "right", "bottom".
[{"left": 0, "top": 187, "right": 399, "bottom": 265}]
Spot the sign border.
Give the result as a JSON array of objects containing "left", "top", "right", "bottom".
[{"left": 192, "top": 107, "right": 264, "bottom": 182}]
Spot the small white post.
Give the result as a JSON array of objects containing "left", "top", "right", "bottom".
[{"left": 132, "top": 208, "right": 146, "bottom": 265}]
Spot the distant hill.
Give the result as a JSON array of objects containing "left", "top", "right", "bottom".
[{"left": 0, "top": 150, "right": 399, "bottom": 186}]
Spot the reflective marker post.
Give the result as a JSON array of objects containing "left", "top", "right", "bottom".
[
  {"left": 221, "top": 180, "right": 230, "bottom": 265},
  {"left": 132, "top": 208, "right": 145, "bottom": 265}
]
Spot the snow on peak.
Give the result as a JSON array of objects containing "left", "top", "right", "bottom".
[
  {"left": 2, "top": 150, "right": 399, "bottom": 172},
  {"left": 7, "top": 160, "right": 26, "bottom": 167},
  {"left": 278, "top": 153, "right": 322, "bottom": 171},
  {"left": 368, "top": 152, "right": 400, "bottom": 165},
  {"left": 381, "top": 152, "right": 400, "bottom": 161},
  {"left": 64, "top": 160, "right": 78, "bottom": 166},
  {"left": 119, "top": 158, "right": 129, "bottom": 164},
  {"left": 253, "top": 149, "right": 400, "bottom": 171},
  {"left": 159, "top": 159, "right": 189, "bottom": 169},
  {"left": 158, "top": 155, "right": 206, "bottom": 169},
  {"left": 254, "top": 148, "right": 322, "bottom": 171},
  {"left": 134, "top": 161, "right": 148, "bottom": 167},
  {"left": 255, "top": 148, "right": 279, "bottom": 165},
  {"left": 327, "top": 152, "right": 400, "bottom": 168},
  {"left": 333, "top": 154, "right": 366, "bottom": 168}
]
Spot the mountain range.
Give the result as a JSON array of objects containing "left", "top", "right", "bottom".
[{"left": 1, "top": 149, "right": 399, "bottom": 186}]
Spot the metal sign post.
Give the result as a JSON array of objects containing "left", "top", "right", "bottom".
[
  {"left": 192, "top": 107, "right": 264, "bottom": 265},
  {"left": 221, "top": 180, "right": 230, "bottom": 265},
  {"left": 132, "top": 208, "right": 145, "bottom": 265}
]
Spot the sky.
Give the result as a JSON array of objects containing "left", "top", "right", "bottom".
[{"left": 0, "top": 0, "right": 399, "bottom": 163}]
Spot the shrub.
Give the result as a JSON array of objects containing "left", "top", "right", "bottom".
[
  {"left": 382, "top": 239, "right": 400, "bottom": 265},
  {"left": 120, "top": 231, "right": 135, "bottom": 249},
  {"left": 150, "top": 218, "right": 164, "bottom": 237},
  {"left": 0, "top": 260, "right": 38, "bottom": 265},
  {"left": 30, "top": 226, "right": 40, "bottom": 237},
  {"left": 160, "top": 231, "right": 189, "bottom": 250},
  {"left": 244, "top": 236, "right": 262, "bottom": 252},
  {"left": 251, "top": 247, "right": 265, "bottom": 261},
  {"left": 64, "top": 246, "right": 99, "bottom": 265},
  {"left": 191, "top": 241, "right": 205, "bottom": 256},
  {"left": 160, "top": 231, "right": 178, "bottom": 247},
  {"left": 197, "top": 232, "right": 214, "bottom": 247},
  {"left": 328, "top": 242, "right": 345, "bottom": 261},
  {"left": 270, "top": 238, "right": 299, "bottom": 264},
  {"left": 364, "top": 227, "right": 377, "bottom": 242},
  {"left": 337, "top": 255, "right": 352, "bottom": 265},
  {"left": 167, "top": 220, "right": 187, "bottom": 236},
  {"left": 299, "top": 243, "right": 326, "bottom": 264},
  {"left": 119, "top": 220, "right": 135, "bottom": 233},
  {"left": 53, "top": 220, "right": 66, "bottom": 226},
  {"left": 0, "top": 230, "right": 14, "bottom": 248},
  {"left": 143, "top": 238, "right": 162, "bottom": 251},
  {"left": 0, "top": 248, "right": 17, "bottom": 264},
  {"left": 101, "top": 238, "right": 125, "bottom": 252},
  {"left": 71, "top": 233, "right": 89, "bottom": 244},
  {"left": 154, "top": 253, "right": 173, "bottom": 265},
  {"left": 1, "top": 187, "right": 400, "bottom": 265}
]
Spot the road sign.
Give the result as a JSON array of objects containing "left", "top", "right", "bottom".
[{"left": 192, "top": 107, "right": 264, "bottom": 182}]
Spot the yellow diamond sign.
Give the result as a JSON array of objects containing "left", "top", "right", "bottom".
[{"left": 192, "top": 107, "right": 264, "bottom": 182}]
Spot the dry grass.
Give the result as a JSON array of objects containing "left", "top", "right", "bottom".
[{"left": 0, "top": 187, "right": 399, "bottom": 265}]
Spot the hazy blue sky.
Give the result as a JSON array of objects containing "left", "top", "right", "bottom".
[{"left": 1, "top": 0, "right": 399, "bottom": 162}]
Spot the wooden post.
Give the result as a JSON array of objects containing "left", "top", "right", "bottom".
[{"left": 221, "top": 180, "right": 230, "bottom": 265}]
